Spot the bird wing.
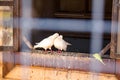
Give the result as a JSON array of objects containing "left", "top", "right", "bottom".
[{"left": 39, "top": 38, "right": 52, "bottom": 47}]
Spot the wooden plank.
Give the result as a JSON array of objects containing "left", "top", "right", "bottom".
[
  {"left": 110, "top": 0, "right": 119, "bottom": 58},
  {"left": 14, "top": 51, "right": 116, "bottom": 74},
  {"left": 5, "top": 65, "right": 118, "bottom": 80}
]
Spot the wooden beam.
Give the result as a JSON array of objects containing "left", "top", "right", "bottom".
[{"left": 99, "top": 43, "right": 111, "bottom": 56}]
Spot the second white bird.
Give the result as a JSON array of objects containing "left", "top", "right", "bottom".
[{"left": 54, "top": 35, "right": 71, "bottom": 51}]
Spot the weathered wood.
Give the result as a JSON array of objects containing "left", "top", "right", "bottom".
[
  {"left": 14, "top": 51, "right": 115, "bottom": 74},
  {"left": 13, "top": 0, "right": 20, "bottom": 52},
  {"left": 117, "top": 0, "right": 120, "bottom": 55},
  {"left": 110, "top": 0, "right": 119, "bottom": 58}
]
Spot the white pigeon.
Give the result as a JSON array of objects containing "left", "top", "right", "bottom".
[
  {"left": 33, "top": 33, "right": 59, "bottom": 50},
  {"left": 54, "top": 35, "right": 71, "bottom": 51}
]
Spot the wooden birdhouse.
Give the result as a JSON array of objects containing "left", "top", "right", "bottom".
[{"left": 0, "top": 0, "right": 120, "bottom": 80}]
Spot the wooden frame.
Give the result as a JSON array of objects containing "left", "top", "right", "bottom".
[{"left": 0, "top": 0, "right": 20, "bottom": 78}]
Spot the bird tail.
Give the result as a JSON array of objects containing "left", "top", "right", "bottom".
[
  {"left": 66, "top": 42, "right": 71, "bottom": 45},
  {"left": 33, "top": 45, "right": 39, "bottom": 49}
]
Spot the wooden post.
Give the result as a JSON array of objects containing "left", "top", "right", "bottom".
[
  {"left": 13, "top": 0, "right": 20, "bottom": 52},
  {"left": 110, "top": 0, "right": 119, "bottom": 58}
]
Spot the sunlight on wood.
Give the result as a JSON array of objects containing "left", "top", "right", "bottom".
[{"left": 5, "top": 65, "right": 118, "bottom": 80}]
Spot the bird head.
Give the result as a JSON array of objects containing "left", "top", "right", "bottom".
[
  {"left": 53, "top": 33, "right": 59, "bottom": 38},
  {"left": 59, "top": 35, "right": 63, "bottom": 39}
]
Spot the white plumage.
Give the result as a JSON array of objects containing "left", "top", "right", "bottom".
[
  {"left": 33, "top": 33, "right": 59, "bottom": 50},
  {"left": 54, "top": 35, "right": 71, "bottom": 51}
]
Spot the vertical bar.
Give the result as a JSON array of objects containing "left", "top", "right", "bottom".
[
  {"left": 20, "top": 0, "right": 32, "bottom": 79},
  {"left": 90, "top": 0, "right": 104, "bottom": 54},
  {"left": 90, "top": 0, "right": 105, "bottom": 76}
]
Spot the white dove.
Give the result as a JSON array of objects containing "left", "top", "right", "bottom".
[
  {"left": 33, "top": 33, "right": 59, "bottom": 50},
  {"left": 54, "top": 35, "right": 71, "bottom": 51}
]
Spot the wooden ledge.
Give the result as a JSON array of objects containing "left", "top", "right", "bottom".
[{"left": 14, "top": 51, "right": 115, "bottom": 74}]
